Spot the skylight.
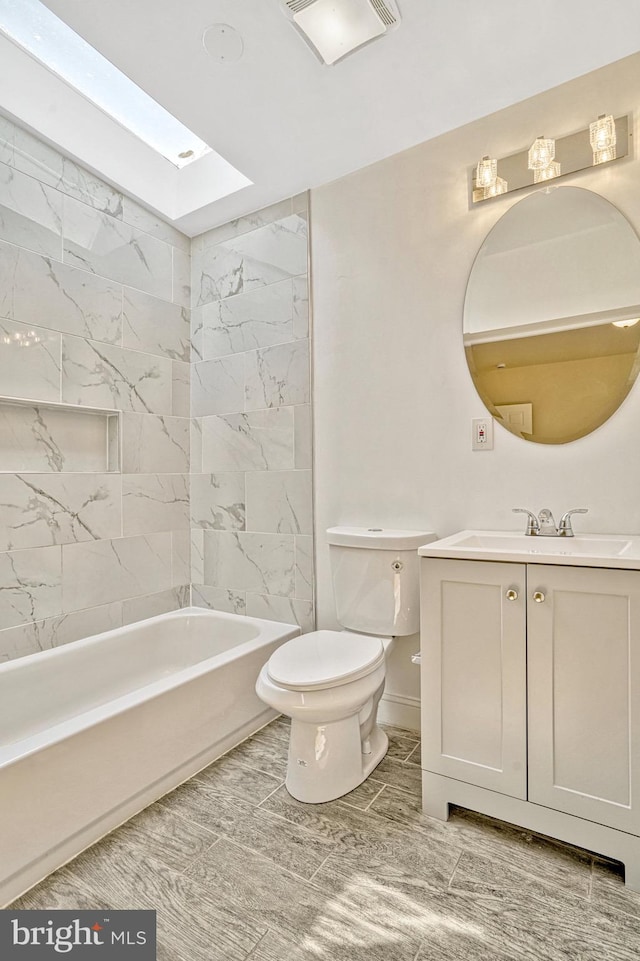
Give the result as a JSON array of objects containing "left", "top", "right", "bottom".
[{"left": 0, "top": 0, "right": 212, "bottom": 168}]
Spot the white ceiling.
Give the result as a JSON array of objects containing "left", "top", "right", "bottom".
[{"left": 20, "top": 0, "right": 640, "bottom": 234}]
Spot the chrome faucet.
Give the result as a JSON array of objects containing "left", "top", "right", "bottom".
[{"left": 512, "top": 507, "right": 588, "bottom": 537}]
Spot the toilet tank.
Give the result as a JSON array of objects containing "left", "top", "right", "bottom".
[{"left": 327, "top": 527, "right": 437, "bottom": 636}]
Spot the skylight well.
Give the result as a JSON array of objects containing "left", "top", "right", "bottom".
[{"left": 0, "top": 0, "right": 212, "bottom": 168}]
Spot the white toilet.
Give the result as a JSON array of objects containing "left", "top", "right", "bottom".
[{"left": 255, "top": 526, "right": 436, "bottom": 803}]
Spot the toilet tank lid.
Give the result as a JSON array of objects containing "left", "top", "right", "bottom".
[{"left": 327, "top": 527, "right": 437, "bottom": 550}]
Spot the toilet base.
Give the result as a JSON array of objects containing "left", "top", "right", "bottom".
[{"left": 285, "top": 716, "right": 388, "bottom": 804}]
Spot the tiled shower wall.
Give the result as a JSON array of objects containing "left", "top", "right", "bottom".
[
  {"left": 0, "top": 116, "right": 191, "bottom": 661},
  {"left": 190, "top": 196, "right": 314, "bottom": 632}
]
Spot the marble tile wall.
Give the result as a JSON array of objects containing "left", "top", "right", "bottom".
[
  {"left": 0, "top": 115, "right": 192, "bottom": 661},
  {"left": 190, "top": 194, "right": 314, "bottom": 632}
]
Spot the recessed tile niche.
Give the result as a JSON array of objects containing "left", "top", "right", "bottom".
[{"left": 0, "top": 397, "right": 119, "bottom": 473}]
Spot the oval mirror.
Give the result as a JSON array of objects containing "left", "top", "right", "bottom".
[{"left": 463, "top": 186, "right": 640, "bottom": 444}]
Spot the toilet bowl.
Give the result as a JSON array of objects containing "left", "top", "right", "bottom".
[
  {"left": 255, "top": 526, "right": 436, "bottom": 804},
  {"left": 256, "top": 630, "right": 392, "bottom": 802}
]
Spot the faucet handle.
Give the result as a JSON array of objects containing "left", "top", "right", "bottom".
[
  {"left": 512, "top": 508, "right": 540, "bottom": 535},
  {"left": 558, "top": 508, "right": 588, "bottom": 537}
]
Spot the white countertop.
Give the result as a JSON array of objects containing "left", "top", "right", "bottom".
[{"left": 418, "top": 530, "right": 640, "bottom": 569}]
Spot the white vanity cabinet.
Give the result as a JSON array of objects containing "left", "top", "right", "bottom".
[{"left": 420, "top": 549, "right": 640, "bottom": 889}]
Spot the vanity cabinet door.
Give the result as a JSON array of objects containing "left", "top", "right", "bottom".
[
  {"left": 421, "top": 557, "right": 527, "bottom": 799},
  {"left": 528, "top": 564, "right": 640, "bottom": 834}
]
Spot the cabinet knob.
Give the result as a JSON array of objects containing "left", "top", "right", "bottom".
[
  {"left": 533, "top": 591, "right": 546, "bottom": 603},
  {"left": 505, "top": 589, "right": 518, "bottom": 601}
]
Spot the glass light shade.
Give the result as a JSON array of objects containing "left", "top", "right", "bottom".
[
  {"left": 590, "top": 114, "right": 617, "bottom": 152},
  {"left": 612, "top": 318, "right": 640, "bottom": 328},
  {"left": 593, "top": 145, "right": 617, "bottom": 165},
  {"left": 534, "top": 161, "right": 561, "bottom": 184},
  {"left": 484, "top": 176, "right": 508, "bottom": 198},
  {"left": 528, "top": 137, "right": 555, "bottom": 170},
  {"left": 475, "top": 156, "right": 497, "bottom": 188}
]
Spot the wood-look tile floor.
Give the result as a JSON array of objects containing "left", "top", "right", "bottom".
[{"left": 11, "top": 721, "right": 640, "bottom": 960}]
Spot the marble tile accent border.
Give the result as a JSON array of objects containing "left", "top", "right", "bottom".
[
  {"left": 0, "top": 473, "right": 121, "bottom": 551},
  {"left": 0, "top": 161, "right": 63, "bottom": 259},
  {"left": 123, "top": 474, "right": 189, "bottom": 535},
  {"left": 0, "top": 240, "right": 122, "bottom": 344},
  {"left": 62, "top": 533, "right": 173, "bottom": 612}
]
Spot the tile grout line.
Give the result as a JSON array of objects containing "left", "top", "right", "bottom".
[
  {"left": 446, "top": 849, "right": 464, "bottom": 890},
  {"left": 173, "top": 834, "right": 222, "bottom": 879},
  {"left": 306, "top": 851, "right": 334, "bottom": 883},
  {"left": 243, "top": 928, "right": 270, "bottom": 961},
  {"left": 363, "top": 782, "right": 387, "bottom": 811}
]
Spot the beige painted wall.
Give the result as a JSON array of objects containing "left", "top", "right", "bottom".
[{"left": 310, "top": 52, "right": 640, "bottom": 729}]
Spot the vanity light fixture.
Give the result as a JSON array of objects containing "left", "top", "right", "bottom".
[
  {"left": 590, "top": 114, "right": 617, "bottom": 152},
  {"left": 528, "top": 136, "right": 556, "bottom": 171},
  {"left": 534, "top": 160, "right": 561, "bottom": 184},
  {"left": 484, "top": 176, "right": 508, "bottom": 198},
  {"left": 474, "top": 157, "right": 508, "bottom": 198},
  {"left": 612, "top": 318, "right": 640, "bottom": 328},
  {"left": 471, "top": 114, "right": 629, "bottom": 205},
  {"left": 281, "top": 0, "right": 401, "bottom": 65},
  {"left": 476, "top": 156, "right": 497, "bottom": 188}
]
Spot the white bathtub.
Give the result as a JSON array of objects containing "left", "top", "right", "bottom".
[{"left": 0, "top": 606, "right": 299, "bottom": 906}]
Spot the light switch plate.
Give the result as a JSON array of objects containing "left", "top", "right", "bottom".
[{"left": 472, "top": 417, "right": 494, "bottom": 451}]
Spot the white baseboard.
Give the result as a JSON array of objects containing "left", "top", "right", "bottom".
[{"left": 378, "top": 692, "right": 420, "bottom": 734}]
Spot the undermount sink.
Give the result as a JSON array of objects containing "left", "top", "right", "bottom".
[{"left": 418, "top": 530, "right": 640, "bottom": 568}]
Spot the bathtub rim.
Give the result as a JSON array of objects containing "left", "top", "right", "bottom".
[{"left": 0, "top": 606, "right": 299, "bottom": 772}]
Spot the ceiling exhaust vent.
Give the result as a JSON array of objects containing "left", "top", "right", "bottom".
[{"left": 281, "top": 0, "right": 401, "bottom": 65}]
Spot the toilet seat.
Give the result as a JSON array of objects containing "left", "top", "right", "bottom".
[{"left": 267, "top": 630, "right": 385, "bottom": 692}]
